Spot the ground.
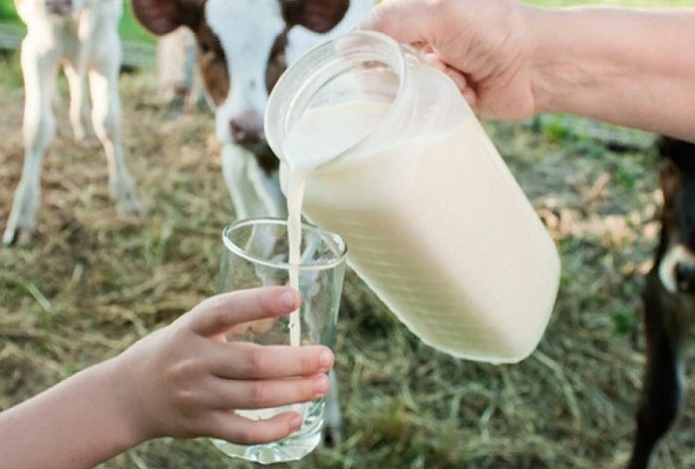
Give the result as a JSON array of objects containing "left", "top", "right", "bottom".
[{"left": 1, "top": 52, "right": 694, "bottom": 468}]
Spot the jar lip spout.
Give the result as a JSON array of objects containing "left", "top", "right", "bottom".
[{"left": 265, "top": 30, "right": 411, "bottom": 166}]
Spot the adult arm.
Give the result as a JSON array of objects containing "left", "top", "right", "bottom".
[
  {"left": 360, "top": 0, "right": 695, "bottom": 141},
  {"left": 530, "top": 6, "right": 695, "bottom": 141}
]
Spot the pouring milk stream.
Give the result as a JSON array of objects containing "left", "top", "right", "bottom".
[
  {"left": 271, "top": 31, "right": 561, "bottom": 364},
  {"left": 284, "top": 101, "right": 388, "bottom": 346}
]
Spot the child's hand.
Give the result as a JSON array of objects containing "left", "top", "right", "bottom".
[{"left": 112, "top": 286, "right": 334, "bottom": 445}]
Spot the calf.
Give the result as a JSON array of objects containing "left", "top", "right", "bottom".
[
  {"left": 628, "top": 137, "right": 695, "bottom": 468},
  {"left": 130, "top": 0, "right": 373, "bottom": 221},
  {"left": 130, "top": 0, "right": 374, "bottom": 447},
  {"left": 5, "top": 0, "right": 143, "bottom": 246}
]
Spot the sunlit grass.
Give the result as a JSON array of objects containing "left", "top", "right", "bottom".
[
  {"left": 0, "top": 51, "right": 23, "bottom": 88},
  {"left": 1, "top": 51, "right": 688, "bottom": 467},
  {"left": 0, "top": 1, "right": 692, "bottom": 467}
]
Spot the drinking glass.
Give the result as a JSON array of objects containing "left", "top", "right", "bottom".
[{"left": 211, "top": 217, "right": 347, "bottom": 464}]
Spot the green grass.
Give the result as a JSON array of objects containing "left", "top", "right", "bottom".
[
  {"left": 0, "top": 1, "right": 18, "bottom": 22},
  {"left": 0, "top": 51, "right": 23, "bottom": 88},
  {"left": 0, "top": 49, "right": 684, "bottom": 468},
  {"left": 0, "top": 1, "right": 693, "bottom": 468},
  {"left": 119, "top": 1, "right": 155, "bottom": 43}
]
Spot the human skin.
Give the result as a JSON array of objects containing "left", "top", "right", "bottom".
[
  {"left": 360, "top": 0, "right": 695, "bottom": 142},
  {"left": 0, "top": 287, "right": 334, "bottom": 469}
]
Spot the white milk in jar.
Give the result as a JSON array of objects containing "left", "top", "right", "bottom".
[{"left": 268, "top": 31, "right": 561, "bottom": 364}]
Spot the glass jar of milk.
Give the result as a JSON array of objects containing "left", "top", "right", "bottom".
[{"left": 265, "top": 31, "right": 561, "bottom": 364}]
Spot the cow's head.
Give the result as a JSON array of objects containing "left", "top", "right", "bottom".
[{"left": 131, "top": 0, "right": 352, "bottom": 148}]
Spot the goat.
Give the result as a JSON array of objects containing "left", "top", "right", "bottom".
[
  {"left": 129, "top": 0, "right": 375, "bottom": 447},
  {"left": 628, "top": 137, "right": 695, "bottom": 468},
  {"left": 4, "top": 0, "right": 144, "bottom": 246}
]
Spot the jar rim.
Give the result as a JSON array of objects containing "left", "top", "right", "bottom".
[{"left": 265, "top": 30, "right": 411, "bottom": 166}]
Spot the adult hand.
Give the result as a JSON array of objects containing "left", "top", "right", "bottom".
[{"left": 359, "top": 0, "right": 536, "bottom": 120}]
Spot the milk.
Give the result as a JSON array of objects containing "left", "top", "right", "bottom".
[
  {"left": 283, "top": 101, "right": 389, "bottom": 347},
  {"left": 279, "top": 99, "right": 560, "bottom": 364},
  {"left": 287, "top": 171, "right": 304, "bottom": 347}
]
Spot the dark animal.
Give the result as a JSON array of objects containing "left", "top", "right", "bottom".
[{"left": 628, "top": 137, "right": 695, "bottom": 468}]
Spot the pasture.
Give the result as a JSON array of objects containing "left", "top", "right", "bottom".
[{"left": 1, "top": 2, "right": 695, "bottom": 469}]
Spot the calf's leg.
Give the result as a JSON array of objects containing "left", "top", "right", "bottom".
[
  {"left": 64, "top": 64, "right": 93, "bottom": 144},
  {"left": 4, "top": 37, "right": 59, "bottom": 245},
  {"left": 87, "top": 31, "right": 143, "bottom": 216}
]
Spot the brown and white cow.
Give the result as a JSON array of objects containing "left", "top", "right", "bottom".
[
  {"left": 130, "top": 0, "right": 373, "bottom": 221},
  {"left": 130, "top": 0, "right": 375, "bottom": 446}
]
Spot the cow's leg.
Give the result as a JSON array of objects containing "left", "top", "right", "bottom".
[
  {"left": 63, "top": 63, "right": 92, "bottom": 144},
  {"left": 628, "top": 276, "right": 687, "bottom": 469},
  {"left": 221, "top": 144, "right": 285, "bottom": 220},
  {"left": 4, "top": 36, "right": 59, "bottom": 245},
  {"left": 87, "top": 30, "right": 144, "bottom": 216}
]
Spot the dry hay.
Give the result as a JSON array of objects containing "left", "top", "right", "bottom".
[{"left": 1, "top": 52, "right": 695, "bottom": 468}]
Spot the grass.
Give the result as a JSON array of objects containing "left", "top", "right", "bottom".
[
  {"left": 0, "top": 2, "right": 17, "bottom": 22},
  {"left": 2, "top": 47, "right": 695, "bottom": 468},
  {"left": 1, "top": 1, "right": 694, "bottom": 468},
  {"left": 119, "top": 1, "right": 155, "bottom": 44}
]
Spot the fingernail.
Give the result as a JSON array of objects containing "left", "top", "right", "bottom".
[
  {"left": 290, "top": 414, "right": 303, "bottom": 431},
  {"left": 279, "top": 289, "right": 297, "bottom": 309},
  {"left": 314, "top": 374, "right": 330, "bottom": 395},
  {"left": 319, "top": 348, "right": 333, "bottom": 369}
]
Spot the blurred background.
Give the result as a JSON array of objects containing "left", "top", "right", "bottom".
[{"left": 0, "top": 1, "right": 693, "bottom": 468}]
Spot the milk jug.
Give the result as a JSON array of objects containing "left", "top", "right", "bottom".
[{"left": 265, "top": 31, "right": 561, "bottom": 364}]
